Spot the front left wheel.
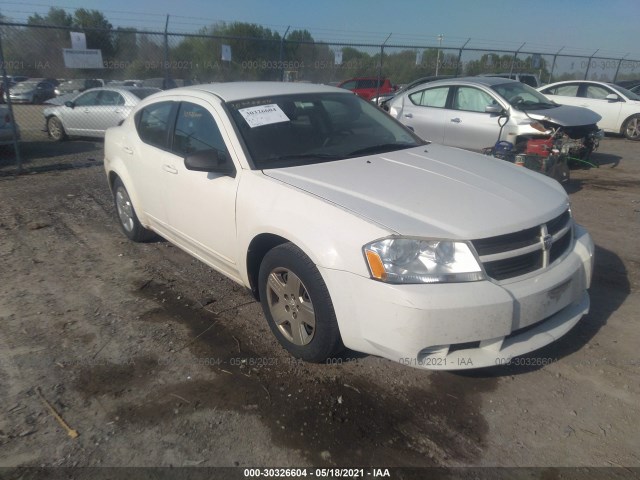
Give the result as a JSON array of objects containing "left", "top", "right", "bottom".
[
  {"left": 47, "top": 116, "right": 67, "bottom": 142},
  {"left": 258, "top": 243, "right": 343, "bottom": 362},
  {"left": 623, "top": 115, "right": 640, "bottom": 141}
]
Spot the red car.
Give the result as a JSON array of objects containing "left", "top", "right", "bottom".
[{"left": 338, "top": 77, "right": 395, "bottom": 100}]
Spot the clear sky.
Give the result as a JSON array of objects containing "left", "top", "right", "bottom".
[{"left": 1, "top": 0, "right": 639, "bottom": 57}]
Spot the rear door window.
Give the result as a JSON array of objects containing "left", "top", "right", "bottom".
[
  {"left": 136, "top": 101, "right": 175, "bottom": 149},
  {"left": 409, "top": 86, "right": 450, "bottom": 108},
  {"left": 543, "top": 84, "right": 579, "bottom": 97}
]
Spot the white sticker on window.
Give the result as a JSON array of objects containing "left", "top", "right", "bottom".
[{"left": 238, "top": 104, "right": 289, "bottom": 128}]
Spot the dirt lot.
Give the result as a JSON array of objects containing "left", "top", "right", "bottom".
[{"left": 0, "top": 133, "right": 639, "bottom": 475}]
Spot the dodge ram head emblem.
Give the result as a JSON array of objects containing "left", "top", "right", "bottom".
[{"left": 542, "top": 234, "right": 553, "bottom": 250}]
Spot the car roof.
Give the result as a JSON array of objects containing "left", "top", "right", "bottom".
[
  {"left": 147, "top": 81, "right": 347, "bottom": 102},
  {"left": 412, "top": 76, "right": 521, "bottom": 88},
  {"left": 543, "top": 80, "right": 610, "bottom": 86},
  {"left": 73, "top": 86, "right": 159, "bottom": 96}
]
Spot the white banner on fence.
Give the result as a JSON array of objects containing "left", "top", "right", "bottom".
[
  {"left": 63, "top": 49, "right": 104, "bottom": 69},
  {"left": 221, "top": 44, "right": 232, "bottom": 62},
  {"left": 335, "top": 50, "right": 343, "bottom": 65},
  {"left": 416, "top": 50, "right": 423, "bottom": 65},
  {"left": 70, "top": 32, "right": 87, "bottom": 50}
]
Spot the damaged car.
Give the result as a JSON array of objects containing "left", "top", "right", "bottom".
[
  {"left": 387, "top": 77, "right": 603, "bottom": 182},
  {"left": 105, "top": 82, "right": 595, "bottom": 370}
]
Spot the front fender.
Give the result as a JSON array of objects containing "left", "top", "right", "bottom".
[{"left": 235, "top": 171, "right": 391, "bottom": 286}]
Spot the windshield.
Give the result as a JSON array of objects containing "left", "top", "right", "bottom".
[
  {"left": 16, "top": 81, "right": 38, "bottom": 88},
  {"left": 227, "top": 92, "right": 423, "bottom": 169},
  {"left": 129, "top": 88, "right": 160, "bottom": 100},
  {"left": 610, "top": 83, "right": 640, "bottom": 101},
  {"left": 491, "top": 82, "right": 556, "bottom": 110},
  {"left": 62, "top": 79, "right": 86, "bottom": 88}
]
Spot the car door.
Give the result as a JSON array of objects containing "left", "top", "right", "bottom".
[
  {"left": 161, "top": 99, "right": 241, "bottom": 277},
  {"left": 540, "top": 83, "right": 582, "bottom": 107},
  {"left": 443, "top": 86, "right": 503, "bottom": 150},
  {"left": 398, "top": 85, "right": 450, "bottom": 143},
  {"left": 62, "top": 90, "right": 102, "bottom": 136},
  {"left": 92, "top": 90, "right": 128, "bottom": 134},
  {"left": 576, "top": 84, "right": 623, "bottom": 132},
  {"left": 126, "top": 100, "right": 177, "bottom": 230}
]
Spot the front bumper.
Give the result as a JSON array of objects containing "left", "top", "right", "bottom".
[
  {"left": 322, "top": 225, "right": 594, "bottom": 370},
  {"left": 9, "top": 92, "right": 34, "bottom": 103}
]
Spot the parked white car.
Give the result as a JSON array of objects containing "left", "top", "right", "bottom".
[
  {"left": 538, "top": 80, "right": 640, "bottom": 140},
  {"left": 104, "top": 82, "right": 594, "bottom": 370},
  {"left": 43, "top": 87, "right": 160, "bottom": 141}
]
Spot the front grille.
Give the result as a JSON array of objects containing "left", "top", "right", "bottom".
[
  {"left": 483, "top": 250, "right": 543, "bottom": 281},
  {"left": 471, "top": 225, "right": 540, "bottom": 256},
  {"left": 471, "top": 210, "right": 573, "bottom": 281}
]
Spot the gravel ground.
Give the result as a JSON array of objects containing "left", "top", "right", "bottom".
[{"left": 0, "top": 134, "right": 638, "bottom": 477}]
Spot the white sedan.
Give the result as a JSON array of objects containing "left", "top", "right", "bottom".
[
  {"left": 104, "top": 82, "right": 594, "bottom": 370},
  {"left": 538, "top": 80, "right": 640, "bottom": 140}
]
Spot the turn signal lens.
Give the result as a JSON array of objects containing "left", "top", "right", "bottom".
[{"left": 365, "top": 250, "right": 386, "bottom": 280}]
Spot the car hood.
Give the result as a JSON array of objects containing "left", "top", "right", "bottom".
[
  {"left": 524, "top": 104, "right": 601, "bottom": 126},
  {"left": 262, "top": 144, "right": 569, "bottom": 240},
  {"left": 42, "top": 105, "right": 63, "bottom": 116}
]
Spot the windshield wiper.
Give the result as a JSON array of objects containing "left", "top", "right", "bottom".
[
  {"left": 265, "top": 152, "right": 345, "bottom": 164},
  {"left": 346, "top": 143, "right": 415, "bottom": 157}
]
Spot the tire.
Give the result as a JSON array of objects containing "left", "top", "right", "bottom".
[
  {"left": 258, "top": 243, "right": 343, "bottom": 362},
  {"left": 623, "top": 115, "right": 640, "bottom": 141},
  {"left": 112, "top": 177, "right": 155, "bottom": 242},
  {"left": 47, "top": 116, "right": 67, "bottom": 142}
]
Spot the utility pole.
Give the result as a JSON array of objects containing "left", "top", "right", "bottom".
[{"left": 435, "top": 34, "right": 443, "bottom": 76}]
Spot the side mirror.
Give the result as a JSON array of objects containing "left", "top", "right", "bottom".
[
  {"left": 605, "top": 93, "right": 620, "bottom": 102},
  {"left": 64, "top": 101, "right": 75, "bottom": 109},
  {"left": 184, "top": 149, "right": 235, "bottom": 177},
  {"left": 485, "top": 104, "right": 504, "bottom": 114}
]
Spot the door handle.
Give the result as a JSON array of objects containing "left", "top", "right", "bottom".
[
  {"left": 83, "top": 108, "right": 90, "bottom": 113},
  {"left": 163, "top": 164, "right": 178, "bottom": 174},
  {"left": 404, "top": 113, "right": 413, "bottom": 118},
  {"left": 122, "top": 146, "right": 133, "bottom": 155},
  {"left": 114, "top": 109, "right": 122, "bottom": 114},
  {"left": 450, "top": 118, "right": 461, "bottom": 123}
]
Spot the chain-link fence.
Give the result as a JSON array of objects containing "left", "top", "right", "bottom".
[{"left": 1, "top": 21, "right": 639, "bottom": 172}]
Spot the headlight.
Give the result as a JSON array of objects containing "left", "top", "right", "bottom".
[{"left": 363, "top": 237, "right": 485, "bottom": 284}]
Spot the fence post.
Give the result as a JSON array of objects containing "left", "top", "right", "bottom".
[
  {"left": 456, "top": 38, "right": 470, "bottom": 77},
  {"left": 279, "top": 26, "right": 290, "bottom": 82},
  {"left": 163, "top": 15, "right": 170, "bottom": 88},
  {"left": 613, "top": 53, "right": 628, "bottom": 83},
  {"left": 0, "top": 26, "right": 21, "bottom": 173},
  {"left": 376, "top": 33, "right": 391, "bottom": 102},
  {"left": 510, "top": 42, "right": 525, "bottom": 76},
  {"left": 584, "top": 49, "right": 599, "bottom": 80}
]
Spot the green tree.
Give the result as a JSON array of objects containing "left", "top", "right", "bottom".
[{"left": 72, "top": 9, "right": 114, "bottom": 60}]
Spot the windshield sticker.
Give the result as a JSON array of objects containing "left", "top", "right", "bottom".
[{"left": 238, "top": 104, "right": 289, "bottom": 128}]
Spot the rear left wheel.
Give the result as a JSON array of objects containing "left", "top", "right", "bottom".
[
  {"left": 258, "top": 243, "right": 343, "bottom": 362},
  {"left": 112, "top": 177, "right": 155, "bottom": 242}
]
